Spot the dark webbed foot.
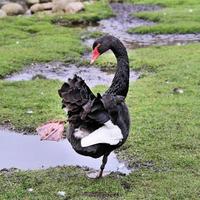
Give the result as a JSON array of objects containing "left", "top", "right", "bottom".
[
  {"left": 86, "top": 171, "right": 111, "bottom": 179},
  {"left": 86, "top": 153, "right": 110, "bottom": 179}
]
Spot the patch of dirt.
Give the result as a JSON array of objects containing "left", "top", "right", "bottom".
[
  {"left": 4, "top": 61, "right": 139, "bottom": 87},
  {"left": 84, "top": 3, "right": 200, "bottom": 49}
]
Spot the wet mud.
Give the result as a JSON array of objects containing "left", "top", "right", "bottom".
[
  {"left": 84, "top": 3, "right": 200, "bottom": 49},
  {"left": 5, "top": 62, "right": 139, "bottom": 87}
]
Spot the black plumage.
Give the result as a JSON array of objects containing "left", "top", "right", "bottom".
[{"left": 58, "top": 35, "right": 130, "bottom": 178}]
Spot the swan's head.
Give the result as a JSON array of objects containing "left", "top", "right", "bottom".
[{"left": 90, "top": 35, "right": 116, "bottom": 64}]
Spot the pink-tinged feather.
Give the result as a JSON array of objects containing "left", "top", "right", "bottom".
[{"left": 36, "top": 120, "right": 65, "bottom": 141}]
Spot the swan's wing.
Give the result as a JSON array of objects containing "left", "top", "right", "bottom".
[
  {"left": 58, "top": 75, "right": 112, "bottom": 129},
  {"left": 58, "top": 76, "right": 124, "bottom": 130},
  {"left": 58, "top": 75, "right": 95, "bottom": 112}
]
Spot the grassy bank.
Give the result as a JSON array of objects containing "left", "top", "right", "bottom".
[
  {"left": 0, "top": 1, "right": 112, "bottom": 77},
  {"left": 129, "top": 0, "right": 200, "bottom": 34},
  {"left": 0, "top": 166, "right": 199, "bottom": 199}
]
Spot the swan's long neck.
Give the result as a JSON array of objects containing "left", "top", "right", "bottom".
[{"left": 106, "top": 41, "right": 129, "bottom": 97}]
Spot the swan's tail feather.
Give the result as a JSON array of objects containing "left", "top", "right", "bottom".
[
  {"left": 58, "top": 75, "right": 106, "bottom": 126},
  {"left": 58, "top": 75, "right": 125, "bottom": 131},
  {"left": 58, "top": 75, "right": 95, "bottom": 108}
]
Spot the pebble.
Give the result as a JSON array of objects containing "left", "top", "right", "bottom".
[
  {"left": 26, "top": 109, "right": 33, "bottom": 114},
  {"left": 57, "top": 191, "right": 66, "bottom": 197},
  {"left": 0, "top": 9, "right": 7, "bottom": 18},
  {"left": 27, "top": 188, "right": 34, "bottom": 192},
  {"left": 173, "top": 88, "right": 184, "bottom": 94},
  {"left": 1, "top": 3, "right": 25, "bottom": 16}
]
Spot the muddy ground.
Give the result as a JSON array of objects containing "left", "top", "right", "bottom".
[{"left": 1, "top": 2, "right": 200, "bottom": 177}]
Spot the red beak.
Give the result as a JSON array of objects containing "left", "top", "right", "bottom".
[{"left": 90, "top": 46, "right": 100, "bottom": 64}]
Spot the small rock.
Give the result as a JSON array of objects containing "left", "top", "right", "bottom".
[
  {"left": 25, "top": 9, "right": 32, "bottom": 15},
  {"left": 173, "top": 88, "right": 184, "bottom": 94},
  {"left": 1, "top": 3, "right": 25, "bottom": 16},
  {"left": 0, "top": 9, "right": 7, "bottom": 18},
  {"left": 26, "top": 0, "right": 39, "bottom": 7},
  {"left": 64, "top": 2, "right": 84, "bottom": 14},
  {"left": 40, "top": 0, "right": 52, "bottom": 3},
  {"left": 27, "top": 188, "right": 34, "bottom": 192},
  {"left": 1, "top": 168, "right": 9, "bottom": 172},
  {"left": 37, "top": 10, "right": 52, "bottom": 15},
  {"left": 30, "top": 3, "right": 43, "bottom": 13},
  {"left": 165, "top": 80, "right": 170, "bottom": 84},
  {"left": 52, "top": 0, "right": 79, "bottom": 13},
  {"left": 26, "top": 109, "right": 33, "bottom": 114},
  {"left": 57, "top": 191, "right": 66, "bottom": 197},
  {"left": 42, "top": 2, "right": 53, "bottom": 10},
  {"left": 30, "top": 2, "right": 53, "bottom": 13}
]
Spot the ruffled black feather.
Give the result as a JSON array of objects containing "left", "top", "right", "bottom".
[{"left": 58, "top": 75, "right": 112, "bottom": 127}]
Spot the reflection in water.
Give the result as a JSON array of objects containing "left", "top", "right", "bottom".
[{"left": 0, "top": 128, "right": 131, "bottom": 174}]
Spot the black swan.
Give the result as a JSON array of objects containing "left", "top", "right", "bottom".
[{"left": 58, "top": 35, "right": 130, "bottom": 178}]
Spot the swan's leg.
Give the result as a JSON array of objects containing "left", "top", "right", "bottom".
[{"left": 96, "top": 153, "right": 110, "bottom": 178}]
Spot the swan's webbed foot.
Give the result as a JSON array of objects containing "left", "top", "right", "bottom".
[{"left": 87, "top": 152, "right": 110, "bottom": 179}]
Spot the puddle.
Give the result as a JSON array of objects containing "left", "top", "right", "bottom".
[
  {"left": 4, "top": 62, "right": 139, "bottom": 87},
  {"left": 0, "top": 127, "right": 131, "bottom": 174},
  {"left": 84, "top": 3, "right": 200, "bottom": 49}
]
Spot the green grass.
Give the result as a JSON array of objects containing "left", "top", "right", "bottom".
[
  {"left": 0, "top": 43, "right": 200, "bottom": 199},
  {"left": 128, "top": 0, "right": 200, "bottom": 34},
  {"left": 51, "top": 1, "right": 113, "bottom": 25},
  {"left": 85, "top": 43, "right": 200, "bottom": 173},
  {"left": 0, "top": 24, "right": 84, "bottom": 77},
  {"left": 0, "top": 80, "right": 64, "bottom": 132},
  {"left": 0, "top": 0, "right": 200, "bottom": 199},
  {"left": 96, "top": 43, "right": 200, "bottom": 72},
  {"left": 0, "top": 0, "right": 112, "bottom": 77},
  {"left": 129, "top": 0, "right": 200, "bottom": 7},
  {"left": 0, "top": 167, "right": 199, "bottom": 199}
]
